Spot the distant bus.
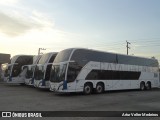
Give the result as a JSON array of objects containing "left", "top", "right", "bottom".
[
  {"left": 24, "top": 55, "right": 41, "bottom": 85},
  {"left": 34, "top": 52, "right": 57, "bottom": 89},
  {"left": 49, "top": 48, "right": 159, "bottom": 94},
  {"left": 3, "top": 55, "right": 33, "bottom": 84}
]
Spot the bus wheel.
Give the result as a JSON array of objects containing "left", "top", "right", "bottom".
[
  {"left": 83, "top": 83, "right": 93, "bottom": 95},
  {"left": 96, "top": 83, "right": 104, "bottom": 94},
  {"left": 140, "top": 82, "right": 145, "bottom": 91},
  {"left": 146, "top": 82, "right": 151, "bottom": 90}
]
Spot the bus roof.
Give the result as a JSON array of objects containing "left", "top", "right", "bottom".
[{"left": 69, "top": 48, "right": 158, "bottom": 61}]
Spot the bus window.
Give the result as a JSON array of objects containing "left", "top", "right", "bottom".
[{"left": 67, "top": 62, "right": 82, "bottom": 83}]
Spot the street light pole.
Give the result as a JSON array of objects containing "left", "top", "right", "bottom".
[
  {"left": 38, "top": 48, "right": 46, "bottom": 55},
  {"left": 126, "top": 41, "right": 131, "bottom": 55}
]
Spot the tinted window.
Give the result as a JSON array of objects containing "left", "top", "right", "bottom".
[
  {"left": 45, "top": 65, "right": 52, "bottom": 81},
  {"left": 86, "top": 70, "right": 141, "bottom": 80},
  {"left": 67, "top": 62, "right": 82, "bottom": 83},
  {"left": 54, "top": 49, "right": 73, "bottom": 63},
  {"left": 117, "top": 55, "right": 158, "bottom": 67},
  {"left": 50, "top": 64, "right": 67, "bottom": 83},
  {"left": 38, "top": 54, "right": 50, "bottom": 64},
  {"left": 71, "top": 49, "right": 117, "bottom": 68},
  {"left": 25, "top": 67, "right": 34, "bottom": 79},
  {"left": 33, "top": 55, "right": 41, "bottom": 64},
  {"left": 12, "top": 56, "right": 33, "bottom": 77},
  {"left": 71, "top": 49, "right": 158, "bottom": 67},
  {"left": 15, "top": 56, "right": 33, "bottom": 65},
  {"left": 44, "top": 54, "right": 57, "bottom": 81},
  {"left": 68, "top": 49, "right": 117, "bottom": 82},
  {"left": 49, "top": 54, "right": 57, "bottom": 63},
  {"left": 12, "top": 65, "right": 21, "bottom": 77},
  {"left": 34, "top": 66, "right": 44, "bottom": 80}
]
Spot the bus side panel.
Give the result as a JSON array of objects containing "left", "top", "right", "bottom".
[
  {"left": 122, "top": 80, "right": 130, "bottom": 90},
  {"left": 130, "top": 80, "right": 139, "bottom": 89},
  {"left": 105, "top": 80, "right": 112, "bottom": 90},
  {"left": 112, "top": 80, "right": 123, "bottom": 90},
  {"left": 75, "top": 68, "right": 91, "bottom": 92},
  {"left": 152, "top": 73, "right": 159, "bottom": 88}
]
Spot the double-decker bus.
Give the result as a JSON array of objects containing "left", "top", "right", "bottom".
[
  {"left": 4, "top": 55, "right": 33, "bottom": 84},
  {"left": 49, "top": 48, "right": 159, "bottom": 94},
  {"left": 34, "top": 52, "right": 57, "bottom": 89},
  {"left": 24, "top": 55, "right": 41, "bottom": 85}
]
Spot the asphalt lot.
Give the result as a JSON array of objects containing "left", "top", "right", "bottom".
[{"left": 1, "top": 82, "right": 160, "bottom": 120}]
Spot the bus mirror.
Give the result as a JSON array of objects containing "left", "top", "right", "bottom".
[
  {"left": 22, "top": 66, "right": 27, "bottom": 70},
  {"left": 21, "top": 66, "right": 24, "bottom": 70},
  {"left": 38, "top": 65, "right": 44, "bottom": 71}
]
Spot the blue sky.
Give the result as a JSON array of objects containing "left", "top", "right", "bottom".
[{"left": 0, "top": 0, "right": 160, "bottom": 61}]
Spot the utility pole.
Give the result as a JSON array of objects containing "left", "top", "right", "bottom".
[
  {"left": 126, "top": 41, "right": 131, "bottom": 55},
  {"left": 38, "top": 48, "right": 46, "bottom": 55}
]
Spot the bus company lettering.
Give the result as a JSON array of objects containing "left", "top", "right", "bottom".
[
  {"left": 12, "top": 112, "right": 42, "bottom": 117},
  {"left": 122, "top": 113, "right": 142, "bottom": 117},
  {"left": 122, "top": 112, "right": 158, "bottom": 117}
]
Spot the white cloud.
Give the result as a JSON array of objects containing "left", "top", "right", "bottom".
[
  {"left": 0, "top": 2, "right": 102, "bottom": 56},
  {"left": 31, "top": 10, "right": 54, "bottom": 28},
  {"left": 0, "top": 12, "right": 31, "bottom": 36},
  {"left": 0, "top": 10, "right": 54, "bottom": 36}
]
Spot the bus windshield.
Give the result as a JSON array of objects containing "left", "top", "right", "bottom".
[
  {"left": 50, "top": 64, "right": 67, "bottom": 83},
  {"left": 53, "top": 49, "right": 73, "bottom": 63},
  {"left": 4, "top": 65, "right": 11, "bottom": 77},
  {"left": 33, "top": 55, "right": 41, "bottom": 64},
  {"left": 12, "top": 64, "right": 22, "bottom": 77},
  {"left": 25, "top": 66, "right": 35, "bottom": 79},
  {"left": 34, "top": 66, "right": 44, "bottom": 80},
  {"left": 38, "top": 54, "right": 50, "bottom": 64}
]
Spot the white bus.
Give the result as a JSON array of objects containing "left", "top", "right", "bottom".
[
  {"left": 49, "top": 48, "right": 159, "bottom": 94},
  {"left": 3, "top": 55, "right": 33, "bottom": 84},
  {"left": 24, "top": 55, "right": 41, "bottom": 85},
  {"left": 34, "top": 52, "right": 57, "bottom": 89}
]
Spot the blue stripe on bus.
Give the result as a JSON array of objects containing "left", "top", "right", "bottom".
[
  {"left": 31, "top": 77, "right": 34, "bottom": 84},
  {"left": 42, "top": 79, "right": 45, "bottom": 86},
  {"left": 63, "top": 80, "right": 67, "bottom": 90}
]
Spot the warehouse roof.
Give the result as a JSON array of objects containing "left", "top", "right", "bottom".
[{"left": 0, "top": 53, "right": 10, "bottom": 64}]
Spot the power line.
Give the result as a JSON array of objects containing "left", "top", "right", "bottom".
[{"left": 128, "top": 38, "right": 160, "bottom": 42}]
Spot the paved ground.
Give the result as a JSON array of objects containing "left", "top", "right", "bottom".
[{"left": 0, "top": 82, "right": 160, "bottom": 120}]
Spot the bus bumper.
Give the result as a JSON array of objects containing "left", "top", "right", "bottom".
[
  {"left": 24, "top": 78, "right": 34, "bottom": 86},
  {"left": 6, "top": 77, "right": 25, "bottom": 84},
  {"left": 34, "top": 80, "right": 49, "bottom": 89}
]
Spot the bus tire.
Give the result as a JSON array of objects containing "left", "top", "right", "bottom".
[
  {"left": 140, "top": 82, "right": 145, "bottom": 91},
  {"left": 146, "top": 82, "right": 151, "bottom": 90},
  {"left": 96, "top": 83, "right": 104, "bottom": 94},
  {"left": 83, "top": 83, "right": 93, "bottom": 95}
]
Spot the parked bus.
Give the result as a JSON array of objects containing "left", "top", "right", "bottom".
[
  {"left": 3, "top": 55, "right": 33, "bottom": 84},
  {"left": 49, "top": 48, "right": 159, "bottom": 94},
  {"left": 1, "top": 63, "right": 10, "bottom": 81},
  {"left": 34, "top": 52, "right": 57, "bottom": 89},
  {"left": 24, "top": 55, "right": 41, "bottom": 85}
]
